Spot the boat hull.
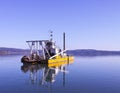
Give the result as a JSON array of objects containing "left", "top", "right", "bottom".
[
  {"left": 21, "top": 56, "right": 74, "bottom": 64},
  {"left": 21, "top": 56, "right": 48, "bottom": 64}
]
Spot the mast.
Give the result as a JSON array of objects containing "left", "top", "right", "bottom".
[{"left": 50, "top": 31, "right": 53, "bottom": 41}]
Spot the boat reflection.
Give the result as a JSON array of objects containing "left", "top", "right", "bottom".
[{"left": 21, "top": 60, "right": 74, "bottom": 86}]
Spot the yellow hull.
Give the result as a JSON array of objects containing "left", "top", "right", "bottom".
[{"left": 48, "top": 56, "right": 74, "bottom": 67}]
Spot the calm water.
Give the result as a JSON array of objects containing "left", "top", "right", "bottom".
[{"left": 0, "top": 55, "right": 120, "bottom": 93}]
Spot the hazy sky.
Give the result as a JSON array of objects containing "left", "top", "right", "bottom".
[{"left": 0, "top": 0, "right": 120, "bottom": 50}]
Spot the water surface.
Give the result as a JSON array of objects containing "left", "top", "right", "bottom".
[{"left": 0, "top": 55, "right": 120, "bottom": 93}]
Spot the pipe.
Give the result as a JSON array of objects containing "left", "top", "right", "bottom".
[{"left": 63, "top": 32, "right": 65, "bottom": 50}]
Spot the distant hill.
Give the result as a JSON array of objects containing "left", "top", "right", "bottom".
[
  {"left": 0, "top": 47, "right": 29, "bottom": 55},
  {"left": 1, "top": 47, "right": 120, "bottom": 56},
  {"left": 67, "top": 49, "right": 120, "bottom": 56}
]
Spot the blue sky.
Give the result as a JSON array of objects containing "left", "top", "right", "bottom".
[{"left": 0, "top": 0, "right": 120, "bottom": 50}]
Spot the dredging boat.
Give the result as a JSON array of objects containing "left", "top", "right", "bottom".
[{"left": 21, "top": 32, "right": 74, "bottom": 64}]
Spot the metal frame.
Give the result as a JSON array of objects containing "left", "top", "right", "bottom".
[{"left": 26, "top": 40, "right": 51, "bottom": 60}]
